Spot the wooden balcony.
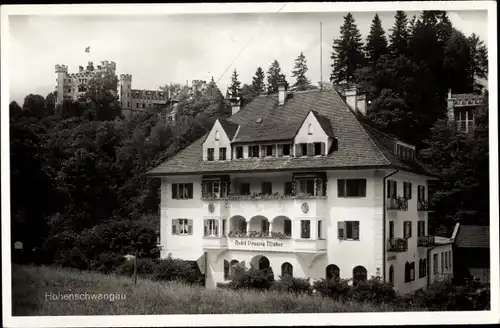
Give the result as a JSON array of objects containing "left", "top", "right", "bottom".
[
  {"left": 417, "top": 200, "right": 433, "bottom": 212},
  {"left": 387, "top": 238, "right": 408, "bottom": 252},
  {"left": 387, "top": 197, "right": 408, "bottom": 211}
]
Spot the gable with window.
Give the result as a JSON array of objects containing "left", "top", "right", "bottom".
[
  {"left": 171, "top": 183, "right": 194, "bottom": 199},
  {"left": 172, "top": 219, "right": 193, "bottom": 235},
  {"left": 338, "top": 221, "right": 360, "bottom": 240},
  {"left": 338, "top": 179, "right": 366, "bottom": 197}
]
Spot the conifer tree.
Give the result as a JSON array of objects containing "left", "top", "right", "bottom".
[
  {"left": 229, "top": 69, "right": 241, "bottom": 97},
  {"left": 330, "top": 13, "right": 365, "bottom": 84},
  {"left": 266, "top": 60, "right": 288, "bottom": 93},
  {"left": 468, "top": 33, "right": 488, "bottom": 91},
  {"left": 365, "top": 14, "right": 388, "bottom": 66},
  {"left": 251, "top": 66, "right": 266, "bottom": 94},
  {"left": 389, "top": 11, "right": 410, "bottom": 58},
  {"left": 443, "top": 30, "right": 474, "bottom": 93},
  {"left": 291, "top": 52, "right": 312, "bottom": 91}
]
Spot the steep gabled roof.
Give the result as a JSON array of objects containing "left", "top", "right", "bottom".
[
  {"left": 147, "top": 89, "right": 436, "bottom": 176},
  {"left": 311, "top": 110, "right": 335, "bottom": 138},
  {"left": 455, "top": 225, "right": 490, "bottom": 248},
  {"left": 219, "top": 119, "right": 239, "bottom": 141}
]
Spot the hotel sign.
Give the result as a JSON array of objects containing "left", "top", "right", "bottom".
[{"left": 229, "top": 238, "right": 291, "bottom": 252}]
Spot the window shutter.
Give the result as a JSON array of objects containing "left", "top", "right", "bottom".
[
  {"left": 409, "top": 183, "right": 412, "bottom": 199},
  {"left": 215, "top": 220, "right": 219, "bottom": 237},
  {"left": 172, "top": 219, "right": 177, "bottom": 235},
  {"left": 321, "top": 142, "right": 326, "bottom": 155},
  {"left": 277, "top": 144, "right": 283, "bottom": 156},
  {"left": 248, "top": 146, "right": 252, "bottom": 157},
  {"left": 260, "top": 146, "right": 265, "bottom": 157},
  {"left": 307, "top": 143, "right": 313, "bottom": 156},
  {"left": 387, "top": 181, "right": 391, "bottom": 198},
  {"left": 172, "top": 184, "right": 178, "bottom": 199},
  {"left": 337, "top": 221, "right": 345, "bottom": 240},
  {"left": 187, "top": 220, "right": 193, "bottom": 235},
  {"left": 272, "top": 145, "right": 276, "bottom": 156},
  {"left": 353, "top": 221, "right": 360, "bottom": 240},
  {"left": 187, "top": 184, "right": 193, "bottom": 198},
  {"left": 204, "top": 220, "right": 208, "bottom": 236},
  {"left": 337, "top": 180, "right": 344, "bottom": 197},
  {"left": 295, "top": 144, "right": 301, "bottom": 157},
  {"left": 394, "top": 181, "right": 398, "bottom": 197},
  {"left": 409, "top": 222, "right": 412, "bottom": 237}
]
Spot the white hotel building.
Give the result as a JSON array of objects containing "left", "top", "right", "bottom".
[{"left": 148, "top": 84, "right": 455, "bottom": 294}]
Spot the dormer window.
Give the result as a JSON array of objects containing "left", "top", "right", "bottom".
[
  {"left": 266, "top": 145, "right": 275, "bottom": 157},
  {"left": 395, "top": 143, "right": 416, "bottom": 161},
  {"left": 215, "top": 130, "right": 220, "bottom": 141},
  {"left": 308, "top": 123, "right": 313, "bottom": 135},
  {"left": 219, "top": 148, "right": 227, "bottom": 161},
  {"left": 283, "top": 144, "right": 291, "bottom": 156},
  {"left": 314, "top": 142, "right": 322, "bottom": 156},
  {"left": 300, "top": 143, "right": 307, "bottom": 156},
  {"left": 235, "top": 146, "right": 243, "bottom": 159},
  {"left": 249, "top": 145, "right": 259, "bottom": 158}
]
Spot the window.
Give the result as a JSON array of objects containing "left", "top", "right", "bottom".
[
  {"left": 136, "top": 103, "right": 139, "bottom": 109},
  {"left": 326, "top": 264, "right": 340, "bottom": 280},
  {"left": 389, "top": 265, "right": 394, "bottom": 284},
  {"left": 171, "top": 183, "right": 193, "bottom": 199},
  {"left": 235, "top": 146, "right": 243, "bottom": 159},
  {"left": 410, "top": 262, "right": 415, "bottom": 281},
  {"left": 314, "top": 142, "right": 322, "bottom": 156},
  {"left": 224, "top": 260, "right": 230, "bottom": 280},
  {"left": 387, "top": 180, "right": 397, "bottom": 198},
  {"left": 172, "top": 219, "right": 193, "bottom": 235},
  {"left": 284, "top": 182, "right": 293, "bottom": 195},
  {"left": 281, "top": 262, "right": 293, "bottom": 277},
  {"left": 297, "top": 178, "right": 315, "bottom": 196},
  {"left": 282, "top": 144, "right": 291, "bottom": 156},
  {"left": 389, "top": 221, "right": 395, "bottom": 239},
  {"left": 215, "top": 130, "right": 220, "bottom": 141},
  {"left": 67, "top": 88, "right": 71, "bottom": 93},
  {"left": 207, "top": 148, "right": 215, "bottom": 161},
  {"left": 308, "top": 123, "right": 313, "bottom": 135},
  {"left": 405, "top": 262, "right": 415, "bottom": 282},
  {"left": 417, "top": 221, "right": 425, "bottom": 237},
  {"left": 266, "top": 145, "right": 275, "bottom": 157},
  {"left": 403, "top": 221, "right": 412, "bottom": 239},
  {"left": 403, "top": 182, "right": 412, "bottom": 199},
  {"left": 418, "top": 185, "right": 426, "bottom": 201},
  {"left": 338, "top": 179, "right": 366, "bottom": 197},
  {"left": 127, "top": 101, "right": 130, "bottom": 108},
  {"left": 202, "top": 180, "right": 228, "bottom": 198},
  {"left": 353, "top": 266, "right": 367, "bottom": 284},
  {"left": 419, "top": 259, "right": 427, "bottom": 278},
  {"left": 300, "top": 220, "right": 310, "bottom": 239},
  {"left": 338, "top": 221, "right": 360, "bottom": 240},
  {"left": 318, "top": 220, "right": 323, "bottom": 239},
  {"left": 249, "top": 145, "right": 259, "bottom": 158},
  {"left": 262, "top": 182, "right": 272, "bottom": 194},
  {"left": 204, "top": 219, "right": 219, "bottom": 236},
  {"left": 239, "top": 183, "right": 250, "bottom": 195},
  {"left": 219, "top": 148, "right": 227, "bottom": 161},
  {"left": 433, "top": 253, "right": 438, "bottom": 274},
  {"left": 142, "top": 103, "right": 145, "bottom": 109}
]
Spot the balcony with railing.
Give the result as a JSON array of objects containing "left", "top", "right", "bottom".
[
  {"left": 387, "top": 197, "right": 408, "bottom": 211},
  {"left": 417, "top": 235, "right": 435, "bottom": 247},
  {"left": 387, "top": 238, "right": 408, "bottom": 252},
  {"left": 417, "top": 200, "right": 433, "bottom": 212}
]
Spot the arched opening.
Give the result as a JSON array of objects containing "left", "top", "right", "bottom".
[
  {"left": 229, "top": 215, "right": 246, "bottom": 236},
  {"left": 249, "top": 215, "right": 270, "bottom": 236},
  {"left": 281, "top": 262, "right": 293, "bottom": 277},
  {"left": 353, "top": 266, "right": 367, "bottom": 285},
  {"left": 326, "top": 264, "right": 340, "bottom": 280},
  {"left": 389, "top": 265, "right": 394, "bottom": 285},
  {"left": 250, "top": 254, "right": 272, "bottom": 277},
  {"left": 223, "top": 260, "right": 230, "bottom": 280},
  {"left": 229, "top": 259, "right": 241, "bottom": 278},
  {"left": 272, "top": 216, "right": 292, "bottom": 237}
]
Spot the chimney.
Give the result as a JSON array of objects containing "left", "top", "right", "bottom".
[
  {"left": 230, "top": 97, "right": 242, "bottom": 115},
  {"left": 344, "top": 85, "right": 367, "bottom": 115},
  {"left": 278, "top": 82, "right": 287, "bottom": 105},
  {"left": 356, "top": 94, "right": 367, "bottom": 115},
  {"left": 79, "top": 66, "right": 84, "bottom": 72}
]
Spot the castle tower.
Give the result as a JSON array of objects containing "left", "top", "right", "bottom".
[
  {"left": 54, "top": 64, "right": 68, "bottom": 104},
  {"left": 119, "top": 74, "right": 132, "bottom": 110}
]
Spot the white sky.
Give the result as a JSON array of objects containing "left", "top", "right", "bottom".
[{"left": 7, "top": 10, "right": 488, "bottom": 104}]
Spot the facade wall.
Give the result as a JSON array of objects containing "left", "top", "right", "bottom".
[
  {"left": 294, "top": 112, "right": 330, "bottom": 150},
  {"left": 429, "top": 244, "right": 454, "bottom": 285},
  {"left": 159, "top": 169, "right": 442, "bottom": 294}
]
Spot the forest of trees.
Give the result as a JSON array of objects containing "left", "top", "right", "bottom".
[{"left": 9, "top": 10, "right": 489, "bottom": 269}]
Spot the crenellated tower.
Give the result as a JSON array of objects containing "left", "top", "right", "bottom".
[
  {"left": 54, "top": 64, "right": 68, "bottom": 104},
  {"left": 119, "top": 74, "right": 132, "bottom": 109}
]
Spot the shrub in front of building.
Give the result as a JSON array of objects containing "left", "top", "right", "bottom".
[
  {"left": 348, "top": 277, "right": 397, "bottom": 304},
  {"left": 226, "top": 268, "right": 275, "bottom": 290},
  {"left": 90, "top": 252, "right": 126, "bottom": 274},
  {"left": 410, "top": 281, "right": 478, "bottom": 310},
  {"left": 270, "top": 276, "right": 313, "bottom": 295},
  {"left": 312, "top": 277, "right": 351, "bottom": 300}
]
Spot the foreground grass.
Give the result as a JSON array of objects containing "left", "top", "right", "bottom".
[{"left": 12, "top": 265, "right": 422, "bottom": 315}]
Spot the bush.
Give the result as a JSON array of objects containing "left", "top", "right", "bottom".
[
  {"left": 228, "top": 268, "right": 275, "bottom": 290},
  {"left": 270, "top": 276, "right": 312, "bottom": 295},
  {"left": 90, "top": 252, "right": 125, "bottom": 274},
  {"left": 410, "top": 281, "right": 475, "bottom": 310},
  {"left": 349, "top": 277, "right": 397, "bottom": 303},
  {"left": 313, "top": 278, "right": 351, "bottom": 300},
  {"left": 152, "top": 258, "right": 203, "bottom": 285},
  {"left": 115, "top": 257, "right": 158, "bottom": 277}
]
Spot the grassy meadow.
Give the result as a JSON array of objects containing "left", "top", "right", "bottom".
[{"left": 11, "top": 265, "right": 424, "bottom": 315}]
